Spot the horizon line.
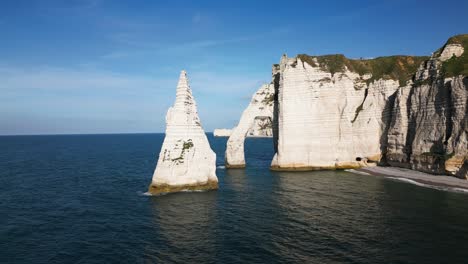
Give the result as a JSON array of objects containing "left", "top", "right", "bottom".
[{"left": 0, "top": 132, "right": 212, "bottom": 136}]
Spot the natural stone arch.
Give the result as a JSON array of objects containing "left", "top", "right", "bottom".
[{"left": 225, "top": 84, "right": 275, "bottom": 168}]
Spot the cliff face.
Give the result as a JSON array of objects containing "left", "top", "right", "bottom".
[
  {"left": 225, "top": 82, "right": 275, "bottom": 168},
  {"left": 387, "top": 35, "right": 468, "bottom": 179},
  {"left": 148, "top": 71, "right": 218, "bottom": 194},
  {"left": 271, "top": 53, "right": 427, "bottom": 170},
  {"left": 269, "top": 34, "right": 467, "bottom": 178},
  {"left": 247, "top": 116, "right": 273, "bottom": 137}
]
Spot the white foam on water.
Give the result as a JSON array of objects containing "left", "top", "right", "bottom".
[
  {"left": 346, "top": 170, "right": 468, "bottom": 195},
  {"left": 386, "top": 177, "right": 428, "bottom": 187},
  {"left": 345, "top": 169, "right": 371, "bottom": 176},
  {"left": 139, "top": 189, "right": 211, "bottom": 196},
  {"left": 217, "top": 165, "right": 226, "bottom": 169},
  {"left": 451, "top": 188, "right": 468, "bottom": 194},
  {"left": 181, "top": 189, "right": 206, "bottom": 192},
  {"left": 386, "top": 177, "right": 468, "bottom": 194},
  {"left": 137, "top": 191, "right": 154, "bottom": 196}
]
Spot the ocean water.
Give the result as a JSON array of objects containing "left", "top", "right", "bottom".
[{"left": 1, "top": 134, "right": 468, "bottom": 263}]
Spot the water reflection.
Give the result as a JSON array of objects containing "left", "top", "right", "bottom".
[
  {"left": 146, "top": 191, "right": 218, "bottom": 263},
  {"left": 271, "top": 170, "right": 394, "bottom": 262},
  {"left": 224, "top": 169, "right": 248, "bottom": 192}
]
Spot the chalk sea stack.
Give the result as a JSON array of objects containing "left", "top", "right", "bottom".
[{"left": 148, "top": 70, "right": 218, "bottom": 194}]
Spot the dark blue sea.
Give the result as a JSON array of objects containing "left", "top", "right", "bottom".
[{"left": 1, "top": 134, "right": 468, "bottom": 263}]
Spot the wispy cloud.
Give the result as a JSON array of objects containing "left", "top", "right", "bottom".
[
  {"left": 48, "top": 0, "right": 102, "bottom": 10},
  {"left": 0, "top": 65, "right": 171, "bottom": 96},
  {"left": 104, "top": 26, "right": 291, "bottom": 59},
  {"left": 100, "top": 51, "right": 132, "bottom": 59}
]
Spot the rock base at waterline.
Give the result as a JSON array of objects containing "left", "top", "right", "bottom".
[{"left": 148, "top": 180, "right": 219, "bottom": 195}]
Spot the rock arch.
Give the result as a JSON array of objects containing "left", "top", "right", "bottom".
[{"left": 225, "top": 83, "right": 275, "bottom": 168}]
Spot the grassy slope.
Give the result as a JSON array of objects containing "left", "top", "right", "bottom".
[
  {"left": 440, "top": 34, "right": 468, "bottom": 77},
  {"left": 296, "top": 34, "right": 468, "bottom": 84},
  {"left": 297, "top": 54, "right": 429, "bottom": 86}
]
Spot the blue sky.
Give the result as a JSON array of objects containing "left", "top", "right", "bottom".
[{"left": 0, "top": 0, "right": 467, "bottom": 135}]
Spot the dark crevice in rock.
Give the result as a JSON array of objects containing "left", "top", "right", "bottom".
[
  {"left": 351, "top": 87, "right": 369, "bottom": 123},
  {"left": 444, "top": 80, "right": 453, "bottom": 145},
  {"left": 404, "top": 85, "right": 417, "bottom": 163},
  {"left": 379, "top": 90, "right": 397, "bottom": 165},
  {"left": 272, "top": 72, "right": 280, "bottom": 153}
]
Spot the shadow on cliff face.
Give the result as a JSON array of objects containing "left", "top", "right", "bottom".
[
  {"left": 424, "top": 79, "right": 452, "bottom": 173},
  {"left": 402, "top": 78, "right": 455, "bottom": 173},
  {"left": 379, "top": 91, "right": 397, "bottom": 165},
  {"left": 443, "top": 79, "right": 454, "bottom": 145},
  {"left": 272, "top": 71, "right": 280, "bottom": 154},
  {"left": 403, "top": 84, "right": 417, "bottom": 164}
]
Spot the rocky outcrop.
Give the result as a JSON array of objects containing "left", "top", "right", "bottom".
[
  {"left": 225, "top": 82, "right": 275, "bottom": 168},
  {"left": 215, "top": 123, "right": 273, "bottom": 138},
  {"left": 271, "top": 53, "right": 428, "bottom": 171},
  {"left": 387, "top": 35, "right": 468, "bottom": 179},
  {"left": 213, "top": 128, "right": 233, "bottom": 137},
  {"left": 246, "top": 116, "right": 273, "bottom": 137},
  {"left": 439, "top": 44, "right": 464, "bottom": 61},
  {"left": 148, "top": 70, "right": 218, "bottom": 194}
]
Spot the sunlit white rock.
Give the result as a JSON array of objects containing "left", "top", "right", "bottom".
[
  {"left": 225, "top": 83, "right": 275, "bottom": 168},
  {"left": 439, "top": 44, "right": 464, "bottom": 61},
  {"left": 148, "top": 70, "right": 218, "bottom": 194},
  {"left": 271, "top": 55, "right": 400, "bottom": 170}
]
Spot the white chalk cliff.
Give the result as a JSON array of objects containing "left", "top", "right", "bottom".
[
  {"left": 247, "top": 116, "right": 273, "bottom": 137},
  {"left": 271, "top": 54, "right": 428, "bottom": 170},
  {"left": 387, "top": 35, "right": 468, "bottom": 179},
  {"left": 225, "top": 82, "right": 275, "bottom": 168},
  {"left": 215, "top": 122, "right": 273, "bottom": 137},
  {"left": 148, "top": 70, "right": 218, "bottom": 194},
  {"left": 267, "top": 34, "right": 467, "bottom": 179}
]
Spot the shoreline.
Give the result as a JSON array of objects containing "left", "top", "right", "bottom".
[{"left": 350, "top": 166, "right": 468, "bottom": 193}]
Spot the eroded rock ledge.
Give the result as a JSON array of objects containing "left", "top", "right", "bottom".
[{"left": 148, "top": 180, "right": 219, "bottom": 195}]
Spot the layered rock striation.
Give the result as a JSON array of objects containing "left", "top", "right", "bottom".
[
  {"left": 148, "top": 71, "right": 218, "bottom": 194},
  {"left": 387, "top": 35, "right": 468, "bottom": 179},
  {"left": 271, "top": 53, "right": 428, "bottom": 171},
  {"left": 225, "top": 82, "right": 275, "bottom": 168},
  {"left": 269, "top": 34, "right": 467, "bottom": 178},
  {"left": 247, "top": 116, "right": 273, "bottom": 137}
]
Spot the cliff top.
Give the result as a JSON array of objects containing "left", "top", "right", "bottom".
[
  {"left": 445, "top": 34, "right": 468, "bottom": 46},
  {"left": 297, "top": 54, "right": 428, "bottom": 86},
  {"left": 440, "top": 34, "right": 468, "bottom": 77},
  {"left": 296, "top": 34, "right": 468, "bottom": 85}
]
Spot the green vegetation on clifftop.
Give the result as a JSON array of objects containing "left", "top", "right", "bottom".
[
  {"left": 297, "top": 54, "right": 429, "bottom": 86},
  {"left": 441, "top": 34, "right": 468, "bottom": 77}
]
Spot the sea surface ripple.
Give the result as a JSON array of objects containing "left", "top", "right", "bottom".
[{"left": 1, "top": 134, "right": 468, "bottom": 263}]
